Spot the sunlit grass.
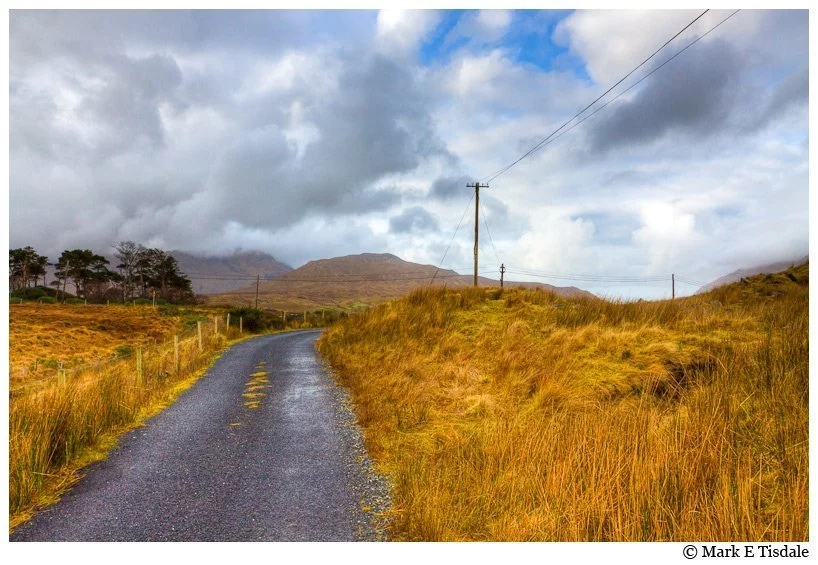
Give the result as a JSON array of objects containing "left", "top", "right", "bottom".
[
  {"left": 318, "top": 263, "right": 808, "bottom": 541},
  {"left": 8, "top": 304, "right": 184, "bottom": 387},
  {"left": 8, "top": 319, "right": 244, "bottom": 531}
]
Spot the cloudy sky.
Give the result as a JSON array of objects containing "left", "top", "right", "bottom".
[{"left": 8, "top": 9, "right": 809, "bottom": 298}]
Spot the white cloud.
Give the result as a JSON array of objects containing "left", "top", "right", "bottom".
[
  {"left": 476, "top": 10, "right": 512, "bottom": 35},
  {"left": 8, "top": 10, "right": 809, "bottom": 300},
  {"left": 375, "top": 9, "right": 441, "bottom": 59},
  {"left": 555, "top": 9, "right": 705, "bottom": 85},
  {"left": 632, "top": 202, "right": 703, "bottom": 273},
  {"left": 516, "top": 211, "right": 596, "bottom": 273}
]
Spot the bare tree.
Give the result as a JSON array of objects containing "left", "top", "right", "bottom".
[{"left": 114, "top": 241, "right": 145, "bottom": 302}]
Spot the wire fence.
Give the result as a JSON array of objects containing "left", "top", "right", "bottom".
[
  {"left": 9, "top": 315, "right": 231, "bottom": 397},
  {"left": 8, "top": 305, "right": 346, "bottom": 397}
]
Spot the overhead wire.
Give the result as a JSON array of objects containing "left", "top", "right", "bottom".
[
  {"left": 504, "top": 266, "right": 670, "bottom": 282},
  {"left": 479, "top": 198, "right": 502, "bottom": 269},
  {"left": 511, "top": 9, "right": 742, "bottom": 166},
  {"left": 480, "top": 9, "right": 712, "bottom": 183},
  {"left": 429, "top": 191, "right": 476, "bottom": 284},
  {"left": 185, "top": 267, "right": 477, "bottom": 281},
  {"left": 185, "top": 10, "right": 737, "bottom": 296}
]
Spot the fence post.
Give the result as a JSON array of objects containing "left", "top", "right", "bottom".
[
  {"left": 226, "top": 313, "right": 231, "bottom": 335},
  {"left": 322, "top": 309, "right": 325, "bottom": 321},
  {"left": 214, "top": 315, "right": 219, "bottom": 335},
  {"left": 304, "top": 311, "right": 307, "bottom": 324},
  {"left": 197, "top": 321, "right": 203, "bottom": 352},
  {"left": 174, "top": 335, "right": 180, "bottom": 373},
  {"left": 283, "top": 311, "right": 286, "bottom": 323},
  {"left": 240, "top": 317, "right": 243, "bottom": 335},
  {"left": 136, "top": 347, "right": 143, "bottom": 387},
  {"left": 58, "top": 361, "right": 65, "bottom": 386}
]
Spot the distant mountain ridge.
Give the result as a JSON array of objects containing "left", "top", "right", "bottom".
[
  {"left": 171, "top": 250, "right": 292, "bottom": 295},
  {"left": 699, "top": 256, "right": 809, "bottom": 293},
  {"left": 209, "top": 252, "right": 593, "bottom": 310}
]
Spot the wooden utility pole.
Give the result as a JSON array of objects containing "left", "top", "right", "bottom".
[
  {"left": 255, "top": 275, "right": 260, "bottom": 309},
  {"left": 500, "top": 263, "right": 506, "bottom": 288},
  {"left": 136, "top": 348, "right": 143, "bottom": 387},
  {"left": 466, "top": 181, "right": 488, "bottom": 287}
]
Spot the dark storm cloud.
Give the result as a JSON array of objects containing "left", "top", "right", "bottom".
[
  {"left": 743, "top": 68, "right": 808, "bottom": 132},
  {"left": 389, "top": 206, "right": 440, "bottom": 234},
  {"left": 589, "top": 39, "right": 741, "bottom": 153},
  {"left": 199, "top": 53, "right": 446, "bottom": 230},
  {"left": 9, "top": 10, "right": 449, "bottom": 258},
  {"left": 76, "top": 54, "right": 184, "bottom": 157},
  {"left": 429, "top": 174, "right": 472, "bottom": 200}
]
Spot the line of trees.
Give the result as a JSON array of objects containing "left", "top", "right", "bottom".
[{"left": 9, "top": 241, "right": 195, "bottom": 304}]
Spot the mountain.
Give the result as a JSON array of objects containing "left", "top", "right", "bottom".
[
  {"left": 171, "top": 250, "right": 292, "bottom": 295},
  {"left": 208, "top": 252, "right": 593, "bottom": 311},
  {"left": 698, "top": 256, "right": 809, "bottom": 293}
]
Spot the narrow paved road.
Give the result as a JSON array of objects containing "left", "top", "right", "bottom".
[{"left": 11, "top": 330, "right": 389, "bottom": 542}]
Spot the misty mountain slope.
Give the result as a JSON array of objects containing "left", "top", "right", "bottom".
[
  {"left": 171, "top": 251, "right": 292, "bottom": 295},
  {"left": 208, "top": 253, "right": 593, "bottom": 311},
  {"left": 698, "top": 256, "right": 808, "bottom": 293}
]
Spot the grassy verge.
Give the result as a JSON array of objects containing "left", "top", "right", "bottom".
[
  {"left": 317, "top": 264, "right": 808, "bottom": 541},
  {"left": 8, "top": 319, "right": 244, "bottom": 531}
]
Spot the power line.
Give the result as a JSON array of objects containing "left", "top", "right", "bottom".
[
  {"left": 218, "top": 270, "right": 501, "bottom": 291},
  {"left": 480, "top": 9, "right": 725, "bottom": 183},
  {"left": 430, "top": 192, "right": 476, "bottom": 285},
  {"left": 674, "top": 276, "right": 705, "bottom": 287},
  {"left": 479, "top": 198, "right": 502, "bottom": 268},
  {"left": 516, "top": 9, "right": 742, "bottom": 164},
  {"left": 185, "top": 267, "right": 477, "bottom": 281},
  {"left": 504, "top": 267, "right": 672, "bottom": 283}
]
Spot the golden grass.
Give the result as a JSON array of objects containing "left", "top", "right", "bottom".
[
  {"left": 9, "top": 304, "right": 183, "bottom": 386},
  {"left": 8, "top": 318, "right": 246, "bottom": 531},
  {"left": 317, "top": 264, "right": 808, "bottom": 541}
]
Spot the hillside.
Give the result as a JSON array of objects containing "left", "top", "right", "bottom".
[
  {"left": 317, "top": 265, "right": 808, "bottom": 541},
  {"left": 171, "top": 250, "right": 292, "bottom": 295},
  {"left": 698, "top": 255, "right": 808, "bottom": 293},
  {"left": 209, "top": 252, "right": 592, "bottom": 310}
]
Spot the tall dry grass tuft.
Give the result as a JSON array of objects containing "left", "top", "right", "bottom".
[
  {"left": 318, "top": 265, "right": 808, "bottom": 541},
  {"left": 9, "top": 318, "right": 239, "bottom": 527}
]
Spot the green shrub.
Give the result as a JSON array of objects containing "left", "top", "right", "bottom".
[
  {"left": 24, "top": 287, "right": 46, "bottom": 299},
  {"left": 113, "top": 345, "right": 134, "bottom": 358},
  {"left": 65, "top": 297, "right": 85, "bottom": 305},
  {"left": 38, "top": 296, "right": 57, "bottom": 304},
  {"left": 228, "top": 307, "right": 284, "bottom": 333}
]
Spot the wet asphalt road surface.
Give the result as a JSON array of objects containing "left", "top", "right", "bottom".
[{"left": 11, "top": 330, "right": 389, "bottom": 542}]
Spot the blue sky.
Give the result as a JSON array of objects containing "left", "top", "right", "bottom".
[
  {"left": 419, "top": 10, "right": 587, "bottom": 77},
  {"left": 7, "top": 9, "right": 809, "bottom": 299}
]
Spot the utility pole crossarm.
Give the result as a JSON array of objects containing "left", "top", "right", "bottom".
[{"left": 466, "top": 182, "right": 488, "bottom": 288}]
